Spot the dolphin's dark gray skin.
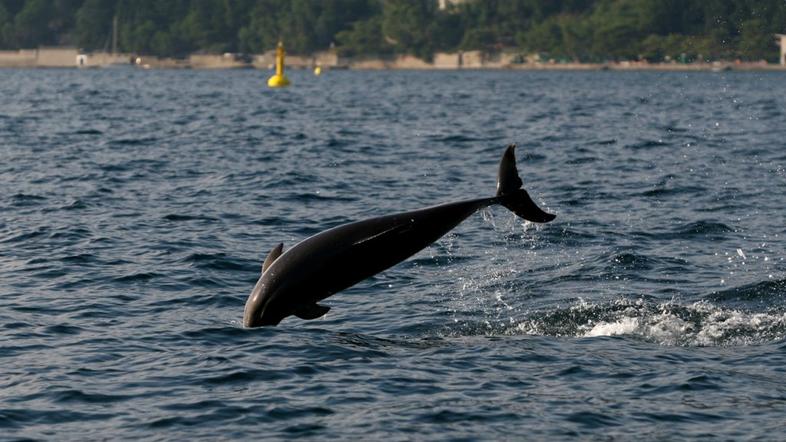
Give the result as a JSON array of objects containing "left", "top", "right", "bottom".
[{"left": 243, "top": 145, "right": 555, "bottom": 327}]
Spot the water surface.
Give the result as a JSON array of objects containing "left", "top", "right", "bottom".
[{"left": 1, "top": 68, "right": 786, "bottom": 440}]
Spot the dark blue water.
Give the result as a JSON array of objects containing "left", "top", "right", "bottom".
[{"left": 2, "top": 68, "right": 786, "bottom": 440}]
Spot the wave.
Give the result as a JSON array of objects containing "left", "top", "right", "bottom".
[
  {"left": 163, "top": 213, "right": 218, "bottom": 222},
  {"left": 427, "top": 134, "right": 499, "bottom": 144},
  {"left": 514, "top": 299, "right": 786, "bottom": 346},
  {"left": 183, "top": 253, "right": 251, "bottom": 272},
  {"left": 112, "top": 272, "right": 165, "bottom": 284},
  {"left": 635, "top": 220, "right": 735, "bottom": 241},
  {"left": 109, "top": 137, "right": 158, "bottom": 146},
  {"left": 641, "top": 185, "right": 707, "bottom": 198},
  {"left": 676, "top": 221, "right": 735, "bottom": 236},
  {"left": 11, "top": 193, "right": 47, "bottom": 206},
  {"left": 0, "top": 408, "right": 114, "bottom": 428},
  {"left": 625, "top": 140, "right": 670, "bottom": 150},
  {"left": 706, "top": 278, "right": 786, "bottom": 303},
  {"left": 0, "top": 227, "right": 50, "bottom": 244},
  {"left": 73, "top": 128, "right": 103, "bottom": 135}
]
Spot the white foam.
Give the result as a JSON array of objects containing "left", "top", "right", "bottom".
[
  {"left": 585, "top": 317, "right": 639, "bottom": 336},
  {"left": 513, "top": 299, "right": 786, "bottom": 346}
]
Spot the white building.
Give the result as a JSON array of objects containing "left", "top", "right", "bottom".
[
  {"left": 777, "top": 34, "right": 786, "bottom": 66},
  {"left": 438, "top": 0, "right": 470, "bottom": 10}
]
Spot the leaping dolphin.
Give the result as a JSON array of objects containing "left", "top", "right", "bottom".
[{"left": 243, "top": 145, "right": 555, "bottom": 327}]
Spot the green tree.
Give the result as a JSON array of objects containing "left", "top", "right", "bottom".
[
  {"left": 382, "top": 0, "right": 437, "bottom": 60},
  {"left": 587, "top": 0, "right": 647, "bottom": 60},
  {"left": 0, "top": 3, "right": 11, "bottom": 47},
  {"left": 738, "top": 19, "right": 774, "bottom": 61},
  {"left": 75, "top": 0, "right": 115, "bottom": 50},
  {"left": 176, "top": 0, "right": 235, "bottom": 53},
  {"left": 335, "top": 15, "right": 390, "bottom": 57},
  {"left": 1, "top": 0, "right": 785, "bottom": 60},
  {"left": 12, "top": 0, "right": 56, "bottom": 47}
]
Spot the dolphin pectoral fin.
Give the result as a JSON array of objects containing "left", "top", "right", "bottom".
[
  {"left": 294, "top": 303, "right": 331, "bottom": 320},
  {"left": 262, "top": 243, "right": 284, "bottom": 273}
]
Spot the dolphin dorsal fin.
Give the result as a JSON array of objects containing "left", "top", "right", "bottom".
[{"left": 262, "top": 243, "right": 284, "bottom": 273}]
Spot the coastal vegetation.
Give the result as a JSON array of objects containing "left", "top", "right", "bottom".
[{"left": 0, "top": 0, "right": 784, "bottom": 62}]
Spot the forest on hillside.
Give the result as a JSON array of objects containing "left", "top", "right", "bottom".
[{"left": 1, "top": 0, "right": 784, "bottom": 62}]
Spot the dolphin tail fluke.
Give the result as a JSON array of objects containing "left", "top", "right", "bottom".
[
  {"left": 498, "top": 189, "right": 556, "bottom": 223},
  {"left": 496, "top": 144, "right": 524, "bottom": 196},
  {"left": 495, "top": 144, "right": 556, "bottom": 223}
]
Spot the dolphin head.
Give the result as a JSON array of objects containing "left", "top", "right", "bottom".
[
  {"left": 243, "top": 278, "right": 288, "bottom": 327},
  {"left": 244, "top": 244, "right": 287, "bottom": 327},
  {"left": 243, "top": 278, "right": 268, "bottom": 327}
]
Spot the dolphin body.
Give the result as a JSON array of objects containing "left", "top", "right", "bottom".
[{"left": 243, "top": 145, "right": 555, "bottom": 327}]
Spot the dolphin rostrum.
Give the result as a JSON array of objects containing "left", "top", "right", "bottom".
[{"left": 243, "top": 145, "right": 555, "bottom": 327}]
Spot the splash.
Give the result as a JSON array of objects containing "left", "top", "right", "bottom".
[{"left": 515, "top": 298, "right": 786, "bottom": 346}]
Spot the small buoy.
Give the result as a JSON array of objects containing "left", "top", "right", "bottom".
[
  {"left": 267, "top": 41, "right": 290, "bottom": 88},
  {"left": 314, "top": 66, "right": 322, "bottom": 76},
  {"left": 267, "top": 74, "right": 290, "bottom": 87}
]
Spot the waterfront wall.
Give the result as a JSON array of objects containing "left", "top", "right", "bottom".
[
  {"left": 0, "top": 48, "right": 78, "bottom": 67},
  {"left": 0, "top": 50, "right": 37, "bottom": 67},
  {"left": 188, "top": 54, "right": 248, "bottom": 69},
  {"left": 0, "top": 48, "right": 132, "bottom": 67}
]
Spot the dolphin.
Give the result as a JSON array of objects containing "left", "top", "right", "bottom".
[{"left": 243, "top": 145, "right": 555, "bottom": 327}]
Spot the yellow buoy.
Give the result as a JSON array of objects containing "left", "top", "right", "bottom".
[
  {"left": 314, "top": 65, "right": 322, "bottom": 76},
  {"left": 267, "top": 41, "right": 290, "bottom": 88}
]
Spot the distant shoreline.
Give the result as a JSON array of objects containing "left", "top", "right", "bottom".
[
  {"left": 1, "top": 48, "right": 784, "bottom": 71},
  {"left": 5, "top": 63, "right": 782, "bottom": 72},
  {"left": 506, "top": 62, "right": 786, "bottom": 72},
  {"left": 347, "top": 62, "right": 786, "bottom": 72}
]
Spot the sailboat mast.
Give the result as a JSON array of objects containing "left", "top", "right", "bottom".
[{"left": 112, "top": 15, "right": 118, "bottom": 55}]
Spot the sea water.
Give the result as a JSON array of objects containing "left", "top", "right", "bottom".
[{"left": 1, "top": 68, "right": 785, "bottom": 440}]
